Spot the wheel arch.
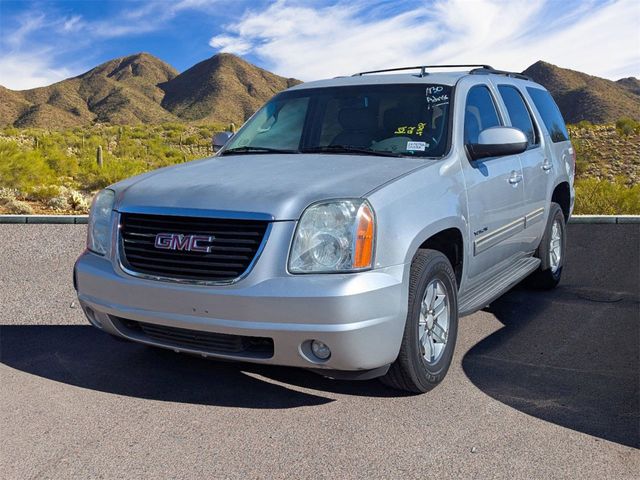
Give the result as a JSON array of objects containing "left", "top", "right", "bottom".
[
  {"left": 552, "top": 181, "right": 571, "bottom": 223},
  {"left": 407, "top": 220, "right": 466, "bottom": 289}
]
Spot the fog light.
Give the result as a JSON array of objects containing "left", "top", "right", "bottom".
[{"left": 311, "top": 340, "right": 331, "bottom": 360}]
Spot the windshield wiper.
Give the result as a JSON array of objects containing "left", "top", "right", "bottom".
[
  {"left": 221, "top": 146, "right": 299, "bottom": 155},
  {"left": 301, "top": 145, "right": 404, "bottom": 157}
]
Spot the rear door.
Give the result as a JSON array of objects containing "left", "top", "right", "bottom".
[
  {"left": 495, "top": 83, "right": 549, "bottom": 248},
  {"left": 460, "top": 84, "right": 526, "bottom": 280}
]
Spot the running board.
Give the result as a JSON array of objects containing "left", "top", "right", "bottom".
[{"left": 458, "top": 257, "right": 541, "bottom": 316}]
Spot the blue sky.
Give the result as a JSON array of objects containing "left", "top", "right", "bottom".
[{"left": 0, "top": 0, "right": 638, "bottom": 90}]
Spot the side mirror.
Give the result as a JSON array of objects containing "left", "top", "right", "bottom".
[
  {"left": 212, "top": 131, "right": 234, "bottom": 152},
  {"left": 467, "top": 126, "right": 528, "bottom": 160}
]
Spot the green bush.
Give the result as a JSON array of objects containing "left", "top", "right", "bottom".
[
  {"left": 0, "top": 141, "right": 57, "bottom": 190},
  {"left": 574, "top": 178, "right": 640, "bottom": 215},
  {"left": 615, "top": 117, "right": 640, "bottom": 137}
]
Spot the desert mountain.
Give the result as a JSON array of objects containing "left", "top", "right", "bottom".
[
  {"left": 0, "top": 53, "right": 300, "bottom": 128},
  {"left": 160, "top": 53, "right": 300, "bottom": 124},
  {"left": 523, "top": 61, "right": 640, "bottom": 124},
  {"left": 616, "top": 77, "right": 640, "bottom": 96},
  {"left": 1, "top": 53, "right": 180, "bottom": 128},
  {"left": 0, "top": 55, "right": 637, "bottom": 128}
]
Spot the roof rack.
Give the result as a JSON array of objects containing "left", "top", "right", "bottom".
[
  {"left": 353, "top": 64, "right": 494, "bottom": 77},
  {"left": 352, "top": 64, "right": 532, "bottom": 81},
  {"left": 469, "top": 67, "right": 532, "bottom": 81}
]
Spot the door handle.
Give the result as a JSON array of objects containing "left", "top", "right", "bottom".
[
  {"left": 508, "top": 171, "right": 523, "bottom": 186},
  {"left": 542, "top": 159, "right": 552, "bottom": 172}
]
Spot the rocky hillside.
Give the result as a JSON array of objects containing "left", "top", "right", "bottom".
[
  {"left": 523, "top": 61, "right": 640, "bottom": 123},
  {"left": 160, "top": 53, "right": 300, "bottom": 124},
  {"left": 1, "top": 55, "right": 638, "bottom": 128},
  {"left": 0, "top": 53, "right": 180, "bottom": 128},
  {"left": 0, "top": 53, "right": 300, "bottom": 128},
  {"left": 568, "top": 123, "right": 640, "bottom": 184}
]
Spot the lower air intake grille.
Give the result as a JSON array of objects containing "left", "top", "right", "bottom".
[{"left": 115, "top": 318, "right": 274, "bottom": 359}]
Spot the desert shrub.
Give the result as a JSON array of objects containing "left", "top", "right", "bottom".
[
  {"left": 574, "top": 120, "right": 594, "bottom": 129},
  {"left": 47, "top": 196, "right": 70, "bottom": 211},
  {"left": 25, "top": 185, "right": 61, "bottom": 202},
  {"left": 78, "top": 155, "right": 148, "bottom": 190},
  {"left": 0, "top": 141, "right": 57, "bottom": 189},
  {"left": 68, "top": 189, "right": 89, "bottom": 211},
  {"left": 0, "top": 197, "right": 34, "bottom": 214},
  {"left": 570, "top": 138, "right": 593, "bottom": 177},
  {"left": 615, "top": 117, "right": 640, "bottom": 137},
  {"left": 44, "top": 149, "right": 79, "bottom": 177},
  {"left": 574, "top": 178, "right": 640, "bottom": 214},
  {"left": 0, "top": 187, "right": 18, "bottom": 201}
]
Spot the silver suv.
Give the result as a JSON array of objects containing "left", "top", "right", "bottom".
[{"left": 74, "top": 64, "right": 575, "bottom": 393}]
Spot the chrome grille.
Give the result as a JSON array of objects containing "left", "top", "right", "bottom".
[{"left": 119, "top": 212, "right": 269, "bottom": 282}]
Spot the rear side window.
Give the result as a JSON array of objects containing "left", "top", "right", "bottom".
[
  {"left": 464, "top": 86, "right": 501, "bottom": 144},
  {"left": 498, "top": 85, "right": 538, "bottom": 147},
  {"left": 526, "top": 88, "right": 569, "bottom": 143}
]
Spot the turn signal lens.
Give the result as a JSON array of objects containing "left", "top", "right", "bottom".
[{"left": 353, "top": 202, "right": 375, "bottom": 269}]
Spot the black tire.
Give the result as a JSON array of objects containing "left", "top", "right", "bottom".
[
  {"left": 528, "top": 202, "right": 566, "bottom": 290},
  {"left": 380, "top": 249, "right": 458, "bottom": 393}
]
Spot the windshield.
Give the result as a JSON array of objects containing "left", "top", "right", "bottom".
[{"left": 223, "top": 84, "right": 452, "bottom": 158}]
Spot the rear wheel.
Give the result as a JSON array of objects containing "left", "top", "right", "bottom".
[
  {"left": 528, "top": 202, "right": 566, "bottom": 289},
  {"left": 381, "top": 250, "right": 458, "bottom": 393}
]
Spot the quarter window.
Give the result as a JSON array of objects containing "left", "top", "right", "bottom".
[
  {"left": 464, "top": 86, "right": 501, "bottom": 145},
  {"left": 526, "top": 87, "right": 569, "bottom": 143},
  {"left": 498, "top": 85, "right": 538, "bottom": 147}
]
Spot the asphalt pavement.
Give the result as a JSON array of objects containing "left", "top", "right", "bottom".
[{"left": 1, "top": 223, "right": 638, "bottom": 479}]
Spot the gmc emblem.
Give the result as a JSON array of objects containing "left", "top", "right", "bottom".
[{"left": 154, "top": 233, "right": 215, "bottom": 253}]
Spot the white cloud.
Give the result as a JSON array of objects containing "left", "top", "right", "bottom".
[
  {"left": 209, "top": 0, "right": 640, "bottom": 80},
  {"left": 0, "top": 51, "right": 74, "bottom": 90},
  {"left": 62, "top": 15, "right": 84, "bottom": 32},
  {"left": 209, "top": 35, "right": 254, "bottom": 55},
  {"left": 94, "top": 0, "right": 221, "bottom": 38},
  {"left": 4, "top": 12, "right": 45, "bottom": 48}
]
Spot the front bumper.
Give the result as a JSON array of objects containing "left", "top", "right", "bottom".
[{"left": 74, "top": 250, "right": 408, "bottom": 373}]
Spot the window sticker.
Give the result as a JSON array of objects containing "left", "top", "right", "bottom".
[
  {"left": 394, "top": 122, "right": 427, "bottom": 136},
  {"left": 407, "top": 141, "right": 427, "bottom": 151}
]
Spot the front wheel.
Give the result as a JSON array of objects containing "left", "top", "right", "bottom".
[{"left": 381, "top": 250, "right": 458, "bottom": 393}]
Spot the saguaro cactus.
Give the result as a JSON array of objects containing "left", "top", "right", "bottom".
[{"left": 96, "top": 145, "right": 103, "bottom": 168}]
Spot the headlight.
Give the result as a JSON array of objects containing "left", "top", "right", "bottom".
[
  {"left": 87, "top": 189, "right": 115, "bottom": 255},
  {"left": 289, "top": 199, "right": 375, "bottom": 273}
]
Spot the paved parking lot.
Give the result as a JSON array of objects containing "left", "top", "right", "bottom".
[{"left": 1, "top": 223, "right": 638, "bottom": 479}]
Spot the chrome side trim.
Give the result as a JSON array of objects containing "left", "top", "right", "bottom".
[
  {"left": 524, "top": 207, "right": 545, "bottom": 227},
  {"left": 116, "top": 205, "right": 274, "bottom": 221},
  {"left": 474, "top": 217, "right": 525, "bottom": 255},
  {"left": 115, "top": 212, "right": 273, "bottom": 286}
]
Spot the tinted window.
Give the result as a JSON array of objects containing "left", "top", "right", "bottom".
[
  {"left": 526, "top": 87, "right": 569, "bottom": 143},
  {"left": 498, "top": 85, "right": 537, "bottom": 146},
  {"left": 229, "top": 97, "right": 309, "bottom": 150},
  {"left": 225, "top": 84, "right": 453, "bottom": 158},
  {"left": 464, "top": 86, "right": 501, "bottom": 144}
]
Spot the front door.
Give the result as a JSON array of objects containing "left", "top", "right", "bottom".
[{"left": 460, "top": 84, "right": 526, "bottom": 281}]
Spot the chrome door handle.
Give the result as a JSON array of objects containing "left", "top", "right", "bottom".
[
  {"left": 508, "top": 171, "right": 523, "bottom": 185},
  {"left": 542, "top": 159, "right": 552, "bottom": 172}
]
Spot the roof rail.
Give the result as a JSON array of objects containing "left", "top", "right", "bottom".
[
  {"left": 352, "top": 64, "right": 533, "bottom": 81},
  {"left": 353, "top": 64, "right": 494, "bottom": 77},
  {"left": 469, "top": 67, "right": 532, "bottom": 81}
]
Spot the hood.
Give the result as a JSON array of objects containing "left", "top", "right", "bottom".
[{"left": 114, "top": 154, "right": 430, "bottom": 220}]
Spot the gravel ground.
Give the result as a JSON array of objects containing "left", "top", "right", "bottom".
[{"left": 1, "top": 224, "right": 638, "bottom": 479}]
